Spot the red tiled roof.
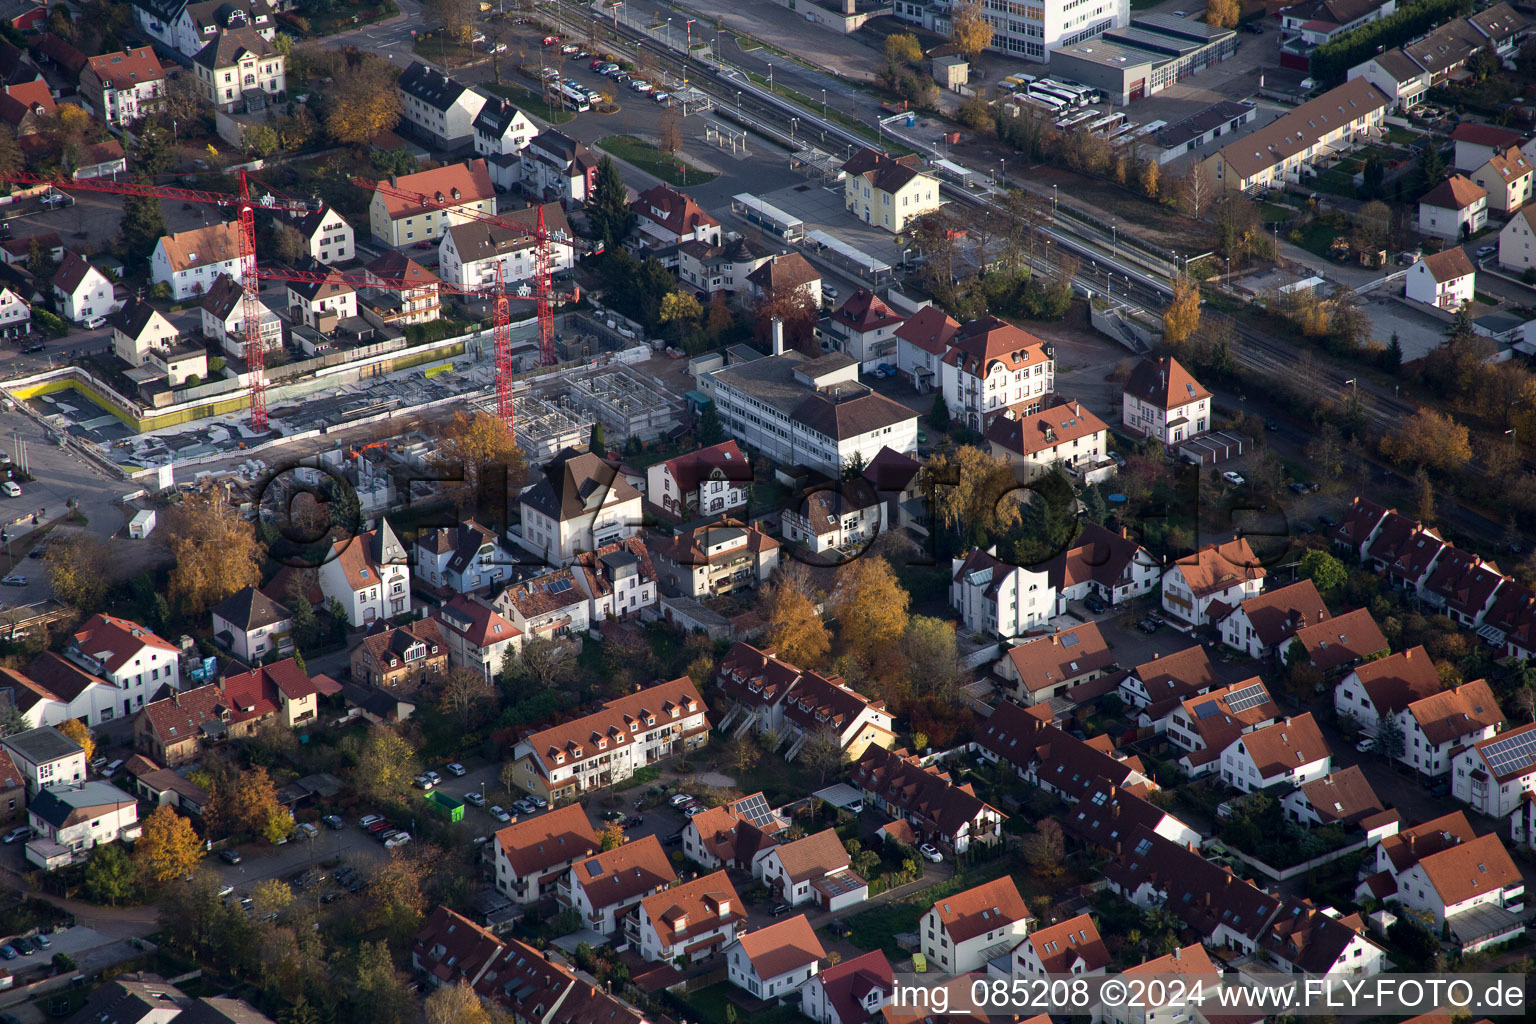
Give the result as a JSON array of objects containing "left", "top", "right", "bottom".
[
  {"left": 1350, "top": 646, "right": 1441, "bottom": 715},
  {"left": 928, "top": 876, "right": 1032, "bottom": 943},
  {"left": 494, "top": 803, "right": 597, "bottom": 878},
  {"left": 1020, "top": 913, "right": 1109, "bottom": 973},
  {"left": 1124, "top": 356, "right": 1209, "bottom": 411},
  {"left": 375, "top": 160, "right": 494, "bottom": 220},
  {"left": 570, "top": 834, "right": 676, "bottom": 909},
  {"left": 522, "top": 677, "right": 704, "bottom": 776},
  {"left": 71, "top": 613, "right": 176, "bottom": 674},
  {"left": 1234, "top": 713, "right": 1331, "bottom": 778},
  {"left": 1293, "top": 607, "right": 1388, "bottom": 671},
  {"left": 734, "top": 914, "right": 825, "bottom": 979},
  {"left": 892, "top": 305, "right": 959, "bottom": 356}
]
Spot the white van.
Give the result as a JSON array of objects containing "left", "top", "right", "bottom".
[{"left": 1, "top": 482, "right": 20, "bottom": 497}]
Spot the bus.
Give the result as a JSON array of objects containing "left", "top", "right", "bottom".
[
  {"left": 1057, "top": 110, "right": 1095, "bottom": 130},
  {"left": 1086, "top": 112, "right": 1126, "bottom": 135},
  {"left": 1105, "top": 122, "right": 1138, "bottom": 143},
  {"left": 1030, "top": 82, "right": 1081, "bottom": 107},
  {"left": 1016, "top": 92, "right": 1066, "bottom": 115},
  {"left": 1002, "top": 73, "right": 1038, "bottom": 90},
  {"left": 559, "top": 84, "right": 591, "bottom": 111},
  {"left": 1047, "top": 81, "right": 1099, "bottom": 105}
]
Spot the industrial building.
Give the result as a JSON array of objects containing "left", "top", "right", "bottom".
[
  {"left": 1047, "top": 14, "right": 1239, "bottom": 104},
  {"left": 893, "top": 0, "right": 1126, "bottom": 62}
]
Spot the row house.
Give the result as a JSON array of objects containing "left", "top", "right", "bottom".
[
  {"left": 716, "top": 641, "right": 895, "bottom": 763},
  {"left": 727, "top": 915, "right": 825, "bottom": 1003},
  {"left": 1011, "top": 913, "right": 1110, "bottom": 979},
  {"left": 1216, "top": 579, "right": 1328, "bottom": 660},
  {"left": 1471, "top": 145, "right": 1533, "bottom": 215},
  {"left": 919, "top": 876, "right": 1033, "bottom": 975},
  {"left": 758, "top": 828, "right": 867, "bottom": 911},
  {"left": 940, "top": 316, "right": 1053, "bottom": 433},
  {"left": 1201, "top": 78, "right": 1389, "bottom": 193},
  {"left": 818, "top": 289, "right": 905, "bottom": 373},
  {"left": 134, "top": 658, "right": 320, "bottom": 765},
  {"left": 1291, "top": 607, "right": 1390, "bottom": 675},
  {"left": 1164, "top": 678, "right": 1281, "bottom": 778},
  {"left": 318, "top": 521, "right": 410, "bottom": 627},
  {"left": 495, "top": 569, "right": 591, "bottom": 647},
  {"left": 1452, "top": 721, "right": 1536, "bottom": 819},
  {"left": 516, "top": 449, "right": 643, "bottom": 566},
  {"left": 561, "top": 834, "right": 675, "bottom": 935},
  {"left": 849, "top": 745, "right": 1006, "bottom": 854},
  {"left": 1217, "top": 712, "right": 1333, "bottom": 794},
  {"left": 1281, "top": 765, "right": 1395, "bottom": 837},
  {"left": 1161, "top": 537, "right": 1265, "bottom": 628},
  {"left": 950, "top": 546, "right": 1055, "bottom": 639},
  {"left": 572, "top": 538, "right": 659, "bottom": 622},
  {"left": 1057, "top": 776, "right": 1202, "bottom": 854},
  {"left": 683, "top": 792, "right": 787, "bottom": 872},
  {"left": 1257, "top": 902, "right": 1388, "bottom": 979},
  {"left": 1420, "top": 545, "right": 1506, "bottom": 628},
  {"left": 1044, "top": 522, "right": 1162, "bottom": 607},
  {"left": 995, "top": 620, "right": 1115, "bottom": 707},
  {"left": 645, "top": 440, "right": 751, "bottom": 521},
  {"left": 1119, "top": 645, "right": 1222, "bottom": 722},
  {"left": 633, "top": 869, "right": 745, "bottom": 962},
  {"left": 433, "top": 595, "right": 521, "bottom": 682},
  {"left": 349, "top": 619, "right": 448, "bottom": 691},
  {"left": 491, "top": 803, "right": 597, "bottom": 903},
  {"left": 648, "top": 519, "right": 780, "bottom": 598},
  {"left": 1333, "top": 645, "right": 1441, "bottom": 735},
  {"left": 510, "top": 676, "right": 709, "bottom": 803}
]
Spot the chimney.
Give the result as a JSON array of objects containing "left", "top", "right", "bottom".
[{"left": 771, "top": 318, "right": 785, "bottom": 356}]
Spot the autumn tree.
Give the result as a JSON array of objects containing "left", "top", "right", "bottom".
[
  {"left": 440, "top": 667, "right": 493, "bottom": 727},
  {"left": 832, "top": 556, "right": 911, "bottom": 665},
  {"left": 431, "top": 409, "right": 527, "bottom": 514},
  {"left": 599, "top": 819, "right": 625, "bottom": 851},
  {"left": 659, "top": 290, "right": 703, "bottom": 342},
  {"left": 1299, "top": 550, "right": 1348, "bottom": 595},
  {"left": 762, "top": 577, "right": 831, "bottom": 668},
  {"left": 948, "top": 0, "right": 994, "bottom": 61},
  {"left": 754, "top": 287, "right": 820, "bottom": 350},
  {"left": 366, "top": 855, "right": 428, "bottom": 944},
  {"left": 922, "top": 446, "right": 1023, "bottom": 546},
  {"left": 1380, "top": 408, "right": 1473, "bottom": 473},
  {"left": 1179, "top": 168, "right": 1212, "bottom": 219},
  {"left": 426, "top": 982, "right": 494, "bottom": 1024},
  {"left": 902, "top": 615, "right": 962, "bottom": 699},
  {"left": 353, "top": 725, "right": 420, "bottom": 805},
  {"left": 207, "top": 766, "right": 290, "bottom": 842},
  {"left": 724, "top": 734, "right": 760, "bottom": 776},
  {"left": 136, "top": 805, "right": 204, "bottom": 884},
  {"left": 1139, "top": 159, "right": 1160, "bottom": 199},
  {"left": 58, "top": 719, "right": 95, "bottom": 763},
  {"left": 1022, "top": 817, "right": 1066, "bottom": 879},
  {"left": 425, "top": 0, "right": 476, "bottom": 42},
  {"left": 657, "top": 105, "right": 682, "bottom": 156},
  {"left": 352, "top": 941, "right": 418, "bottom": 1024},
  {"left": 1163, "top": 276, "right": 1201, "bottom": 346},
  {"left": 47, "top": 533, "right": 109, "bottom": 610},
  {"left": 272, "top": 221, "right": 308, "bottom": 265},
  {"left": 324, "top": 50, "right": 402, "bottom": 144},
  {"left": 799, "top": 727, "right": 845, "bottom": 784},
  {"left": 252, "top": 877, "right": 294, "bottom": 920},
  {"left": 167, "top": 492, "right": 264, "bottom": 616},
  {"left": 1306, "top": 423, "right": 1346, "bottom": 478},
  {"left": 884, "top": 32, "right": 923, "bottom": 66},
  {"left": 1205, "top": 0, "right": 1241, "bottom": 29}
]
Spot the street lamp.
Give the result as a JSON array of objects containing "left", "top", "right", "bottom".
[
  {"left": 736, "top": 90, "right": 741, "bottom": 115},
  {"left": 998, "top": 158, "right": 1005, "bottom": 185},
  {"left": 1111, "top": 218, "right": 1118, "bottom": 261},
  {"left": 822, "top": 88, "right": 827, "bottom": 119},
  {"left": 768, "top": 63, "right": 774, "bottom": 90},
  {"left": 1051, "top": 183, "right": 1057, "bottom": 213}
]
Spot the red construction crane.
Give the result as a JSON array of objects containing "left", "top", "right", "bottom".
[{"left": 0, "top": 170, "right": 320, "bottom": 434}]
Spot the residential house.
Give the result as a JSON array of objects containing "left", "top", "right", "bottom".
[
  {"left": 1469, "top": 1, "right": 1530, "bottom": 59},
  {"left": 780, "top": 478, "right": 887, "bottom": 555},
  {"left": 1499, "top": 206, "right": 1536, "bottom": 272},
  {"left": 142, "top": 0, "right": 276, "bottom": 59},
  {"left": 758, "top": 828, "right": 866, "bottom": 909},
  {"left": 1452, "top": 122, "right": 1527, "bottom": 172},
  {"left": 1164, "top": 678, "right": 1281, "bottom": 778},
  {"left": 893, "top": 304, "right": 959, "bottom": 394},
  {"left": 432, "top": 595, "right": 521, "bottom": 682},
  {"left": 209, "top": 585, "right": 291, "bottom": 663},
  {"left": 860, "top": 445, "right": 924, "bottom": 533},
  {"left": 492, "top": 803, "right": 598, "bottom": 903},
  {"left": 1471, "top": 145, "right": 1533, "bottom": 214},
  {"left": 648, "top": 519, "right": 781, "bottom": 598},
  {"left": 349, "top": 619, "right": 447, "bottom": 691},
  {"left": 110, "top": 298, "right": 178, "bottom": 367},
  {"left": 939, "top": 316, "right": 1054, "bottom": 432},
  {"left": 1282, "top": 0, "right": 1398, "bottom": 44},
  {"left": 495, "top": 569, "right": 591, "bottom": 647},
  {"left": 1201, "top": 78, "right": 1390, "bottom": 193},
  {"left": 368, "top": 159, "right": 495, "bottom": 247},
  {"left": 411, "top": 904, "right": 506, "bottom": 990},
  {"left": 1218, "top": 712, "right": 1333, "bottom": 793},
  {"left": 1421, "top": 546, "right": 1505, "bottom": 626},
  {"left": 519, "top": 130, "right": 597, "bottom": 203},
  {"left": 199, "top": 273, "right": 281, "bottom": 357},
  {"left": 51, "top": 252, "right": 117, "bottom": 322},
  {"left": 472, "top": 97, "right": 537, "bottom": 190},
  {"left": 13, "top": 657, "right": 122, "bottom": 731},
  {"left": 985, "top": 399, "right": 1109, "bottom": 482},
  {"left": 1045, "top": 522, "right": 1162, "bottom": 606},
  {"left": 800, "top": 951, "right": 893, "bottom": 1024},
  {"left": 683, "top": 792, "right": 787, "bottom": 872},
  {"left": 1161, "top": 537, "right": 1265, "bottom": 627},
  {"left": 1291, "top": 607, "right": 1389, "bottom": 674},
  {"left": 1452, "top": 721, "right": 1536, "bottom": 818},
  {"left": 840, "top": 148, "right": 942, "bottom": 233},
  {"left": 1011, "top": 914, "right": 1109, "bottom": 978},
  {"left": 572, "top": 538, "right": 658, "bottom": 622},
  {"left": 220, "top": 658, "right": 319, "bottom": 731},
  {"left": 414, "top": 519, "right": 517, "bottom": 595},
  {"left": 919, "top": 876, "right": 1033, "bottom": 974},
  {"left": 1216, "top": 579, "right": 1328, "bottom": 660},
  {"left": 1119, "top": 646, "right": 1222, "bottom": 721},
  {"left": 191, "top": 28, "right": 284, "bottom": 113},
  {"left": 510, "top": 677, "right": 710, "bottom": 803},
  {"left": 1097, "top": 945, "right": 1219, "bottom": 1024},
  {"left": 645, "top": 440, "right": 750, "bottom": 520},
  {"left": 1393, "top": 678, "right": 1503, "bottom": 777},
  {"left": 726, "top": 915, "right": 826, "bottom": 1002},
  {"left": 276, "top": 204, "right": 353, "bottom": 265},
  {"left": 285, "top": 259, "right": 356, "bottom": 329},
  {"left": 517, "top": 449, "right": 643, "bottom": 566},
  {"left": 362, "top": 251, "right": 441, "bottom": 325},
  {"left": 1121, "top": 355, "right": 1210, "bottom": 445},
  {"left": 1328, "top": 496, "right": 1403, "bottom": 563},
  {"left": 25, "top": 781, "right": 138, "bottom": 870},
  {"left": 562, "top": 834, "right": 676, "bottom": 935},
  {"left": 632, "top": 184, "right": 722, "bottom": 265},
  {"left": 715, "top": 641, "right": 895, "bottom": 763},
  {"left": 1259, "top": 900, "right": 1388, "bottom": 978},
  {"left": 744, "top": 251, "right": 822, "bottom": 308},
  {"left": 633, "top": 869, "right": 746, "bottom": 962},
  {"left": 677, "top": 237, "right": 772, "bottom": 298},
  {"left": 79, "top": 47, "right": 164, "bottom": 125},
  {"left": 996, "top": 621, "right": 1114, "bottom": 706},
  {"left": 818, "top": 290, "right": 905, "bottom": 372},
  {"left": 317, "top": 520, "right": 411, "bottom": 627},
  {"left": 133, "top": 684, "right": 226, "bottom": 765},
  {"left": 0, "top": 748, "right": 21, "bottom": 824},
  {"left": 1405, "top": 246, "right": 1476, "bottom": 310},
  {"left": 0, "top": 726, "right": 85, "bottom": 795},
  {"left": 0, "top": 285, "right": 29, "bottom": 339},
  {"left": 151, "top": 222, "right": 243, "bottom": 301},
  {"left": 950, "top": 546, "right": 1055, "bottom": 639},
  {"left": 396, "top": 61, "right": 486, "bottom": 151},
  {"left": 850, "top": 745, "right": 1006, "bottom": 853},
  {"left": 0, "top": 79, "right": 52, "bottom": 135},
  {"left": 1418, "top": 175, "right": 1487, "bottom": 241},
  {"left": 437, "top": 203, "right": 574, "bottom": 289},
  {"left": 63, "top": 614, "right": 180, "bottom": 723},
  {"left": 1282, "top": 765, "right": 1393, "bottom": 832},
  {"left": 1334, "top": 645, "right": 1442, "bottom": 735}
]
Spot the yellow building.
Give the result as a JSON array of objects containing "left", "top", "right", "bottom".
[
  {"left": 840, "top": 148, "right": 943, "bottom": 233},
  {"left": 368, "top": 159, "right": 496, "bottom": 248}
]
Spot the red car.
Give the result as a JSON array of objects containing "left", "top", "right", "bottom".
[
  {"left": 542, "top": 35, "right": 559, "bottom": 46},
  {"left": 414, "top": 241, "right": 433, "bottom": 250}
]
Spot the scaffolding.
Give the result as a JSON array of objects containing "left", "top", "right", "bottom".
[
  {"left": 547, "top": 364, "right": 685, "bottom": 443},
  {"left": 512, "top": 393, "right": 591, "bottom": 462}
]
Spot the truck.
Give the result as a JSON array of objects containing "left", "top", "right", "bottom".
[{"left": 425, "top": 791, "right": 464, "bottom": 823}]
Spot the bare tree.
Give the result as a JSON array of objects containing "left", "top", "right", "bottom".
[
  {"left": 798, "top": 727, "right": 845, "bottom": 784},
  {"left": 1179, "top": 168, "right": 1212, "bottom": 219},
  {"left": 657, "top": 105, "right": 682, "bottom": 156}
]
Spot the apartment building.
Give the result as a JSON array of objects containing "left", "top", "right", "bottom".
[{"left": 1201, "top": 78, "right": 1389, "bottom": 193}]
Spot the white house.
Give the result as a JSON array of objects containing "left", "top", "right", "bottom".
[
  {"left": 1452, "top": 721, "right": 1536, "bottom": 819},
  {"left": 0, "top": 286, "right": 30, "bottom": 340},
  {"left": 1121, "top": 355, "right": 1210, "bottom": 445},
  {"left": 939, "top": 316, "right": 1054, "bottom": 432},
  {"left": 1347, "top": 49, "right": 1429, "bottom": 111},
  {"left": 1216, "top": 579, "right": 1328, "bottom": 660},
  {"left": 25, "top": 781, "right": 139, "bottom": 870},
  {"left": 1405, "top": 247, "right": 1476, "bottom": 310},
  {"left": 571, "top": 538, "right": 659, "bottom": 623},
  {"left": 1045, "top": 522, "right": 1162, "bottom": 607},
  {"left": 1119, "top": 646, "right": 1221, "bottom": 718},
  {"left": 0, "top": 726, "right": 87, "bottom": 796},
  {"left": 780, "top": 479, "right": 887, "bottom": 555},
  {"left": 191, "top": 27, "right": 284, "bottom": 114},
  {"left": 563, "top": 834, "right": 675, "bottom": 936},
  {"left": 645, "top": 440, "right": 751, "bottom": 521},
  {"left": 152, "top": 222, "right": 244, "bottom": 301},
  {"left": 1165, "top": 678, "right": 1280, "bottom": 778},
  {"left": 62, "top": 614, "right": 181, "bottom": 723},
  {"left": 516, "top": 450, "right": 643, "bottom": 566},
  {"left": 893, "top": 304, "right": 959, "bottom": 394},
  {"left": 51, "top": 253, "right": 118, "bottom": 323},
  {"left": 413, "top": 519, "right": 518, "bottom": 595},
  {"left": 149, "top": 0, "right": 277, "bottom": 60},
  {"left": 919, "top": 876, "right": 1033, "bottom": 974},
  {"left": 433, "top": 595, "right": 521, "bottom": 682},
  {"left": 492, "top": 803, "right": 598, "bottom": 903},
  {"left": 317, "top": 521, "right": 411, "bottom": 627},
  {"left": 951, "top": 546, "right": 1056, "bottom": 638},
  {"left": 632, "top": 183, "right": 722, "bottom": 257},
  {"left": 633, "top": 869, "right": 744, "bottom": 963},
  {"left": 437, "top": 204, "right": 574, "bottom": 289},
  {"left": 1011, "top": 913, "right": 1110, "bottom": 978},
  {"left": 1392, "top": 678, "right": 1504, "bottom": 777},
  {"left": 1218, "top": 712, "right": 1333, "bottom": 794},
  {"left": 109, "top": 299, "right": 178, "bottom": 366},
  {"left": 1498, "top": 204, "right": 1536, "bottom": 272},
  {"left": 757, "top": 828, "right": 865, "bottom": 910},
  {"left": 1417, "top": 174, "right": 1488, "bottom": 240},
  {"left": 495, "top": 570, "right": 591, "bottom": 651},
  {"left": 801, "top": 951, "right": 893, "bottom": 1024},
  {"left": 1471, "top": 145, "right": 1533, "bottom": 215},
  {"left": 276, "top": 205, "right": 353, "bottom": 265},
  {"left": 79, "top": 47, "right": 165, "bottom": 125},
  {"left": 1161, "top": 537, "right": 1265, "bottom": 628},
  {"left": 209, "top": 585, "right": 292, "bottom": 664},
  {"left": 286, "top": 261, "right": 357, "bottom": 329},
  {"left": 817, "top": 290, "right": 906, "bottom": 372},
  {"left": 396, "top": 62, "right": 486, "bottom": 151},
  {"left": 473, "top": 97, "right": 537, "bottom": 190},
  {"left": 1453, "top": 122, "right": 1527, "bottom": 172},
  {"left": 199, "top": 273, "right": 280, "bottom": 357},
  {"left": 985, "top": 399, "right": 1109, "bottom": 483},
  {"left": 519, "top": 130, "right": 597, "bottom": 204},
  {"left": 1335, "top": 645, "right": 1445, "bottom": 736},
  {"left": 727, "top": 915, "right": 825, "bottom": 1002}
]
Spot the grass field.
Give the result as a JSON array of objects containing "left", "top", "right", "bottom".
[
  {"left": 597, "top": 135, "right": 717, "bottom": 186},
  {"left": 484, "top": 81, "right": 573, "bottom": 124}
]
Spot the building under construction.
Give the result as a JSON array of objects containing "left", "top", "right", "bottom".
[
  {"left": 509, "top": 392, "right": 591, "bottom": 462},
  {"left": 537, "top": 362, "right": 685, "bottom": 445}
]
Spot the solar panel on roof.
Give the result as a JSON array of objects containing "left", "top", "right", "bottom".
[
  {"left": 1193, "top": 700, "right": 1220, "bottom": 720},
  {"left": 1481, "top": 728, "right": 1536, "bottom": 777},
  {"left": 548, "top": 579, "right": 573, "bottom": 594},
  {"left": 1225, "top": 682, "right": 1269, "bottom": 714},
  {"left": 734, "top": 793, "right": 774, "bottom": 827}
]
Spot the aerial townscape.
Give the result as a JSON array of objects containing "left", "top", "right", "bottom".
[{"left": 0, "top": 0, "right": 1529, "bottom": 1022}]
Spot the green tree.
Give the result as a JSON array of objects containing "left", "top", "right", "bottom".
[
  {"left": 1299, "top": 549, "right": 1348, "bottom": 596},
  {"left": 586, "top": 155, "right": 635, "bottom": 247},
  {"left": 929, "top": 392, "right": 950, "bottom": 432},
  {"left": 1376, "top": 711, "right": 1406, "bottom": 760},
  {"left": 83, "top": 841, "right": 138, "bottom": 906},
  {"left": 1414, "top": 144, "right": 1447, "bottom": 194},
  {"left": 696, "top": 405, "right": 723, "bottom": 446},
  {"left": 287, "top": 571, "right": 319, "bottom": 650},
  {"left": 117, "top": 192, "right": 165, "bottom": 271},
  {"left": 590, "top": 422, "right": 606, "bottom": 453},
  {"left": 352, "top": 725, "right": 420, "bottom": 805}
]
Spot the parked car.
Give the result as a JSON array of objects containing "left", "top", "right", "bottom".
[
  {"left": 384, "top": 832, "right": 411, "bottom": 849},
  {"left": 1318, "top": 514, "right": 1338, "bottom": 527},
  {"left": 542, "top": 35, "right": 560, "bottom": 45},
  {"left": 1137, "top": 618, "right": 1161, "bottom": 634},
  {"left": 2, "top": 826, "right": 31, "bottom": 844},
  {"left": 219, "top": 849, "right": 243, "bottom": 865},
  {"left": 918, "top": 843, "right": 943, "bottom": 863},
  {"left": 322, "top": 815, "right": 345, "bottom": 830},
  {"left": 769, "top": 904, "right": 792, "bottom": 917},
  {"left": 32, "top": 934, "right": 48, "bottom": 949},
  {"left": 1107, "top": 451, "right": 1126, "bottom": 468},
  {"left": 378, "top": 830, "right": 402, "bottom": 845},
  {"left": 561, "top": 43, "right": 580, "bottom": 53},
  {"left": 530, "top": 796, "right": 548, "bottom": 809},
  {"left": 464, "top": 791, "right": 486, "bottom": 807},
  {"left": 489, "top": 806, "right": 512, "bottom": 823},
  {"left": 295, "top": 822, "right": 319, "bottom": 840},
  {"left": 1222, "top": 471, "right": 1245, "bottom": 486},
  {"left": 0, "top": 946, "right": 16, "bottom": 960},
  {"left": 514, "top": 799, "right": 537, "bottom": 815},
  {"left": 630, "top": 80, "right": 653, "bottom": 94},
  {"left": 1356, "top": 737, "right": 1375, "bottom": 753},
  {"left": 1477, "top": 245, "right": 1497, "bottom": 260},
  {"left": 445, "top": 763, "right": 466, "bottom": 777},
  {"left": 1084, "top": 594, "right": 1107, "bottom": 614},
  {"left": 1, "top": 576, "right": 26, "bottom": 587},
  {"left": 414, "top": 775, "right": 436, "bottom": 790},
  {"left": 668, "top": 793, "right": 693, "bottom": 808},
  {"left": 359, "top": 814, "right": 383, "bottom": 829}
]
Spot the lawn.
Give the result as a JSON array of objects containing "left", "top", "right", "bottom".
[
  {"left": 680, "top": 982, "right": 804, "bottom": 1024},
  {"left": 413, "top": 32, "right": 479, "bottom": 68},
  {"left": 484, "top": 82, "right": 573, "bottom": 125},
  {"left": 840, "top": 859, "right": 1014, "bottom": 961},
  {"left": 597, "top": 135, "right": 718, "bottom": 186},
  {"left": 1256, "top": 202, "right": 1295, "bottom": 224}
]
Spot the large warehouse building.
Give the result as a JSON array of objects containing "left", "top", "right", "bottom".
[{"left": 1047, "top": 14, "right": 1239, "bottom": 104}]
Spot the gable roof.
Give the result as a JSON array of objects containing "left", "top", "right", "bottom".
[
  {"left": 357, "top": 617, "right": 445, "bottom": 669},
  {"left": 830, "top": 289, "right": 904, "bottom": 335},
  {"left": 1294, "top": 765, "right": 1385, "bottom": 825},
  {"left": 639, "top": 869, "right": 744, "bottom": 945},
  {"left": 85, "top": 47, "right": 164, "bottom": 89},
  {"left": 1481, "top": 145, "right": 1531, "bottom": 184},
  {"left": 840, "top": 147, "right": 929, "bottom": 194},
  {"left": 157, "top": 221, "right": 240, "bottom": 274},
  {"left": 1175, "top": 678, "right": 1279, "bottom": 764},
  {"left": 221, "top": 658, "right": 316, "bottom": 721},
  {"left": 815, "top": 951, "right": 893, "bottom": 1024},
  {"left": 744, "top": 251, "right": 821, "bottom": 295},
  {"left": 1172, "top": 537, "right": 1265, "bottom": 598},
  {"left": 473, "top": 95, "right": 532, "bottom": 138},
  {"left": 1414, "top": 830, "right": 1523, "bottom": 906},
  {"left": 51, "top": 250, "right": 102, "bottom": 293},
  {"left": 210, "top": 585, "right": 289, "bottom": 633},
  {"left": 522, "top": 677, "right": 705, "bottom": 773},
  {"left": 1348, "top": 645, "right": 1440, "bottom": 714},
  {"left": 71, "top": 613, "right": 177, "bottom": 674},
  {"left": 520, "top": 448, "right": 641, "bottom": 523},
  {"left": 1124, "top": 355, "right": 1210, "bottom": 411},
  {"left": 892, "top": 304, "right": 960, "bottom": 358},
  {"left": 191, "top": 26, "right": 276, "bottom": 70},
  {"left": 1216, "top": 78, "right": 1389, "bottom": 180},
  {"left": 1222, "top": 579, "right": 1327, "bottom": 648},
  {"left": 658, "top": 440, "right": 750, "bottom": 494},
  {"left": 434, "top": 594, "right": 519, "bottom": 649},
  {"left": 986, "top": 399, "right": 1107, "bottom": 458},
  {"left": 633, "top": 183, "right": 719, "bottom": 237},
  {"left": 374, "top": 159, "right": 495, "bottom": 219},
  {"left": 397, "top": 61, "right": 475, "bottom": 111},
  {"left": 1019, "top": 913, "right": 1109, "bottom": 974},
  {"left": 286, "top": 258, "right": 354, "bottom": 302},
  {"left": 734, "top": 914, "right": 826, "bottom": 978},
  {"left": 326, "top": 520, "right": 406, "bottom": 591},
  {"left": 109, "top": 297, "right": 172, "bottom": 340},
  {"left": 942, "top": 316, "right": 1049, "bottom": 377},
  {"left": 928, "top": 876, "right": 1032, "bottom": 943},
  {"left": 1419, "top": 245, "right": 1476, "bottom": 282},
  {"left": 1292, "top": 607, "right": 1388, "bottom": 671},
  {"left": 1463, "top": 720, "right": 1536, "bottom": 782},
  {"left": 1233, "top": 712, "right": 1331, "bottom": 776},
  {"left": 494, "top": 802, "right": 597, "bottom": 877},
  {"left": 769, "top": 827, "right": 851, "bottom": 882},
  {"left": 1404, "top": 677, "right": 1503, "bottom": 745},
  {"left": 1451, "top": 122, "right": 1525, "bottom": 148},
  {"left": 365, "top": 249, "right": 440, "bottom": 290},
  {"left": 569, "top": 833, "right": 676, "bottom": 908},
  {"left": 850, "top": 744, "right": 1003, "bottom": 838},
  {"left": 1131, "top": 645, "right": 1220, "bottom": 706},
  {"left": 1107, "top": 827, "right": 1280, "bottom": 944},
  {"left": 1420, "top": 175, "right": 1486, "bottom": 212},
  {"left": 1002, "top": 621, "right": 1114, "bottom": 697}
]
